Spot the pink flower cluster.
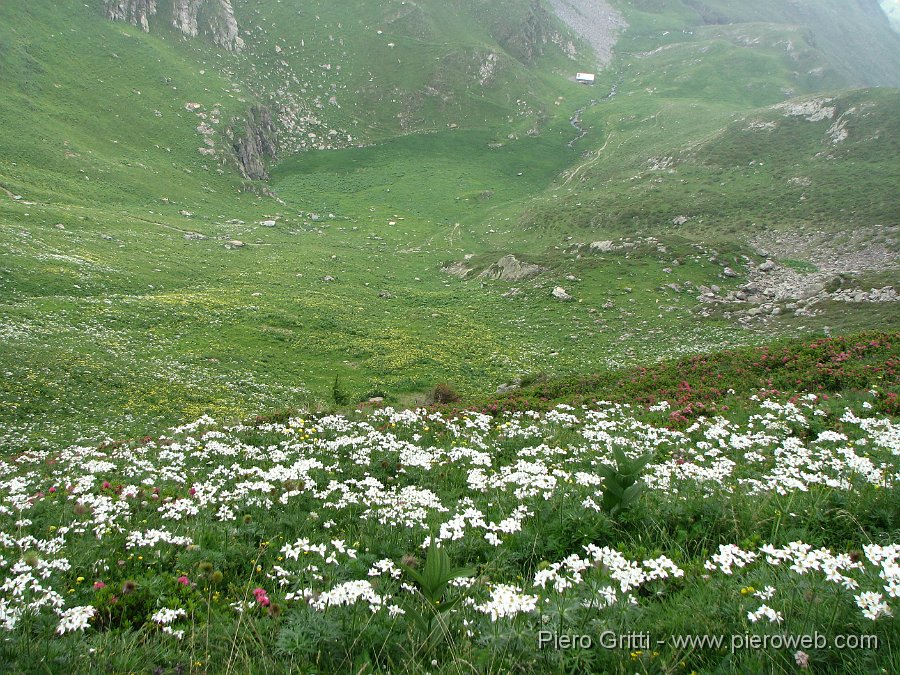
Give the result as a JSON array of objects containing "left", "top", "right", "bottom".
[{"left": 253, "top": 587, "right": 271, "bottom": 607}]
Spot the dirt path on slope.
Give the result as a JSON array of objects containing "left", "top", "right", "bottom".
[{"left": 560, "top": 132, "right": 615, "bottom": 187}]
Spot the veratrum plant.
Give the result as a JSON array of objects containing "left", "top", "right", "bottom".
[
  {"left": 598, "top": 448, "right": 652, "bottom": 516},
  {"left": 400, "top": 537, "right": 474, "bottom": 643},
  {"left": 331, "top": 375, "right": 349, "bottom": 406}
]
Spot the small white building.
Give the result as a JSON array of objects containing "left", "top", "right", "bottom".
[{"left": 575, "top": 72, "right": 596, "bottom": 84}]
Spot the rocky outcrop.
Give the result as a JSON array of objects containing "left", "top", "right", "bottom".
[
  {"left": 105, "top": 0, "right": 156, "bottom": 32},
  {"left": 692, "top": 227, "right": 900, "bottom": 325},
  {"left": 442, "top": 262, "right": 473, "bottom": 279},
  {"left": 171, "top": 0, "right": 244, "bottom": 52},
  {"left": 227, "top": 106, "right": 278, "bottom": 180},
  {"left": 104, "top": 0, "right": 243, "bottom": 52},
  {"left": 552, "top": 287, "right": 575, "bottom": 301},
  {"left": 478, "top": 255, "right": 545, "bottom": 282},
  {"left": 442, "top": 255, "right": 545, "bottom": 282}
]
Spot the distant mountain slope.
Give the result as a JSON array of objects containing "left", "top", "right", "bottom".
[
  {"left": 1, "top": 0, "right": 897, "bottom": 209},
  {"left": 511, "top": 1, "right": 900, "bottom": 236},
  {"left": 613, "top": 0, "right": 900, "bottom": 88},
  {"left": 519, "top": 86, "right": 900, "bottom": 236}
]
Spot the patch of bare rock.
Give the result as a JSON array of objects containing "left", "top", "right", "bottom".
[
  {"left": 442, "top": 255, "right": 545, "bottom": 282},
  {"left": 552, "top": 286, "right": 575, "bottom": 302},
  {"left": 548, "top": 0, "right": 627, "bottom": 66},
  {"left": 696, "top": 228, "right": 899, "bottom": 324},
  {"left": 479, "top": 255, "right": 545, "bottom": 282}
]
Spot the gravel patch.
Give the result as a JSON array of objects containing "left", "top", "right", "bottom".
[{"left": 548, "top": 0, "right": 627, "bottom": 66}]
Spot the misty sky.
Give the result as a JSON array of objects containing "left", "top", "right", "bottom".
[{"left": 882, "top": 0, "right": 900, "bottom": 28}]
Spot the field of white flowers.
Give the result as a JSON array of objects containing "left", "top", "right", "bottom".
[{"left": 1, "top": 393, "right": 897, "bottom": 672}]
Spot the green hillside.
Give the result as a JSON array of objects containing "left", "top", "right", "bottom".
[
  {"left": 0, "top": 2, "right": 899, "bottom": 672},
  {"left": 519, "top": 87, "right": 900, "bottom": 234},
  {"left": 0, "top": 0, "right": 897, "bottom": 452},
  {"left": 0, "top": 0, "right": 583, "bottom": 204}
]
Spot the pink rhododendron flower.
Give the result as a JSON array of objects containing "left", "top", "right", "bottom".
[{"left": 253, "top": 587, "right": 271, "bottom": 606}]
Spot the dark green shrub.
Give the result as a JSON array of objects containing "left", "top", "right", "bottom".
[{"left": 429, "top": 382, "right": 460, "bottom": 404}]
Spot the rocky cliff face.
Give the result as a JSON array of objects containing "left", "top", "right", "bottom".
[
  {"left": 105, "top": 0, "right": 244, "bottom": 52},
  {"left": 105, "top": 0, "right": 156, "bottom": 32},
  {"left": 227, "top": 106, "right": 278, "bottom": 180},
  {"left": 171, "top": 0, "right": 244, "bottom": 52}
]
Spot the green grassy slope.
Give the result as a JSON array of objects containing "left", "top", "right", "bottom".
[
  {"left": 230, "top": 0, "right": 585, "bottom": 143},
  {"left": 520, "top": 87, "right": 899, "bottom": 235},
  {"left": 0, "top": 4, "right": 897, "bottom": 671},
  {"left": 443, "top": 330, "right": 900, "bottom": 416},
  {"left": 0, "top": 0, "right": 595, "bottom": 447},
  {"left": 0, "top": 0, "right": 897, "bottom": 451},
  {"left": 513, "top": 3, "right": 900, "bottom": 238},
  {"left": 0, "top": 1, "right": 244, "bottom": 208}
]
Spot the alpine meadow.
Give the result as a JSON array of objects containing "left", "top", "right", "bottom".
[{"left": 0, "top": 1, "right": 898, "bottom": 673}]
